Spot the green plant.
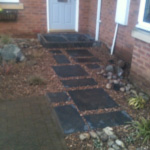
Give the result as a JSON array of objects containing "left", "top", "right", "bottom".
[
  {"left": 131, "top": 118, "right": 150, "bottom": 144},
  {"left": 128, "top": 95, "right": 146, "bottom": 109},
  {"left": 0, "top": 35, "right": 12, "bottom": 45},
  {"left": 28, "top": 75, "right": 46, "bottom": 86},
  {"left": 93, "top": 138, "right": 104, "bottom": 150},
  {"left": 125, "top": 132, "right": 136, "bottom": 144}
]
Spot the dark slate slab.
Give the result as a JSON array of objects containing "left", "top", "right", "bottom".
[
  {"left": 68, "top": 88, "right": 118, "bottom": 111},
  {"left": 86, "top": 64, "right": 100, "bottom": 69},
  {"left": 53, "top": 55, "right": 70, "bottom": 64},
  {"left": 66, "top": 49, "right": 93, "bottom": 57},
  {"left": 84, "top": 111, "right": 132, "bottom": 129},
  {"left": 46, "top": 92, "right": 70, "bottom": 103},
  {"left": 52, "top": 65, "right": 88, "bottom": 78},
  {"left": 49, "top": 50, "right": 62, "bottom": 54},
  {"left": 54, "top": 105, "right": 88, "bottom": 134},
  {"left": 61, "top": 78, "right": 97, "bottom": 88},
  {"left": 74, "top": 57, "right": 100, "bottom": 63}
]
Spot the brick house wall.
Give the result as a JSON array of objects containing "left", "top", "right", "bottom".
[
  {"left": 130, "top": 39, "right": 150, "bottom": 95},
  {"left": 0, "top": 0, "right": 47, "bottom": 35},
  {"left": 0, "top": 0, "right": 90, "bottom": 36},
  {"left": 87, "top": 0, "right": 140, "bottom": 63}
]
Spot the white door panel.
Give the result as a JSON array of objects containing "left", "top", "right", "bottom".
[{"left": 49, "top": 0, "right": 76, "bottom": 30}]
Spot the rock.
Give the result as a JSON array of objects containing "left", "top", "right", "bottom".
[
  {"left": 113, "top": 84, "right": 121, "bottom": 91},
  {"left": 128, "top": 145, "right": 136, "bottom": 150},
  {"left": 106, "top": 65, "right": 114, "bottom": 73},
  {"left": 108, "top": 140, "right": 114, "bottom": 147},
  {"left": 79, "top": 133, "right": 90, "bottom": 140},
  {"left": 107, "top": 76, "right": 112, "bottom": 80},
  {"left": 125, "top": 86, "right": 131, "bottom": 92},
  {"left": 0, "top": 44, "right": 25, "bottom": 62},
  {"left": 103, "top": 127, "right": 114, "bottom": 136},
  {"left": 120, "top": 87, "right": 125, "bottom": 92},
  {"left": 115, "top": 139, "right": 125, "bottom": 148},
  {"left": 113, "top": 80, "right": 119, "bottom": 84},
  {"left": 99, "top": 132, "right": 108, "bottom": 142},
  {"left": 116, "top": 66, "right": 124, "bottom": 77},
  {"left": 117, "top": 60, "right": 126, "bottom": 69},
  {"left": 109, "top": 134, "right": 118, "bottom": 140},
  {"left": 96, "top": 131, "right": 103, "bottom": 136},
  {"left": 130, "top": 90, "right": 137, "bottom": 96},
  {"left": 108, "top": 148, "right": 115, "bottom": 150},
  {"left": 112, "top": 144, "right": 120, "bottom": 150},
  {"left": 103, "top": 73, "right": 108, "bottom": 78},
  {"left": 106, "top": 83, "right": 112, "bottom": 89},
  {"left": 112, "top": 75, "right": 117, "bottom": 79},
  {"left": 89, "top": 131, "right": 98, "bottom": 139},
  {"left": 108, "top": 72, "right": 113, "bottom": 76}
]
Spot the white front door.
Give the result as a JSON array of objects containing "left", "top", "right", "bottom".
[{"left": 49, "top": 0, "right": 76, "bottom": 31}]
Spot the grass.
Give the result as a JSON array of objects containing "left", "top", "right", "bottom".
[
  {"left": 28, "top": 75, "right": 46, "bottom": 86},
  {"left": 130, "top": 118, "right": 150, "bottom": 144},
  {"left": 128, "top": 95, "right": 146, "bottom": 109}
]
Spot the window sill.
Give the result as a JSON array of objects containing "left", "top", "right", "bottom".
[
  {"left": 0, "top": 3, "right": 24, "bottom": 10},
  {"left": 131, "top": 28, "right": 150, "bottom": 44}
]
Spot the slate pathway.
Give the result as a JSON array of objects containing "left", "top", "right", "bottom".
[
  {"left": 48, "top": 49, "right": 132, "bottom": 135},
  {"left": 0, "top": 96, "right": 67, "bottom": 150}
]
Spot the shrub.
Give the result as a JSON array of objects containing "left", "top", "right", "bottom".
[
  {"left": 128, "top": 95, "right": 146, "bottom": 109},
  {"left": 131, "top": 118, "right": 150, "bottom": 144},
  {"left": 28, "top": 75, "right": 46, "bottom": 86}
]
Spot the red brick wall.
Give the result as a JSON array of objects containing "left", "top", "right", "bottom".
[
  {"left": 130, "top": 39, "right": 150, "bottom": 95},
  {"left": 88, "top": 0, "right": 97, "bottom": 37},
  {"left": 88, "top": 0, "right": 141, "bottom": 63},
  {"left": 0, "top": 0, "right": 90, "bottom": 36},
  {"left": 0, "top": 0, "right": 47, "bottom": 36},
  {"left": 78, "top": 0, "right": 90, "bottom": 33}
]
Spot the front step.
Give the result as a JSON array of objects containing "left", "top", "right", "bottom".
[{"left": 38, "top": 33, "right": 95, "bottom": 48}]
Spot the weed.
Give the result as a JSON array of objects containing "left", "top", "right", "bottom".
[
  {"left": 93, "top": 138, "right": 104, "bottom": 150},
  {"left": 0, "top": 35, "right": 12, "bottom": 45},
  {"left": 125, "top": 132, "right": 136, "bottom": 144},
  {"left": 128, "top": 95, "right": 146, "bottom": 109},
  {"left": 130, "top": 117, "right": 150, "bottom": 144},
  {"left": 28, "top": 75, "right": 46, "bottom": 86}
]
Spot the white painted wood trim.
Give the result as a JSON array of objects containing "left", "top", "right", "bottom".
[
  {"left": 136, "top": 0, "right": 150, "bottom": 31},
  {"left": 95, "top": 0, "right": 102, "bottom": 41},
  {"left": 75, "top": 0, "right": 79, "bottom": 32},
  {"left": 46, "top": 0, "right": 50, "bottom": 32},
  {"left": 0, "top": 0, "right": 19, "bottom": 2}
]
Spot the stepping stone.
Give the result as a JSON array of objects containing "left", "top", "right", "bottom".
[
  {"left": 86, "top": 64, "right": 100, "bottom": 69},
  {"left": 47, "top": 92, "right": 70, "bottom": 103},
  {"left": 53, "top": 55, "right": 70, "bottom": 64},
  {"left": 54, "top": 105, "right": 88, "bottom": 134},
  {"left": 49, "top": 50, "right": 62, "bottom": 54},
  {"left": 74, "top": 57, "right": 100, "bottom": 63},
  {"left": 66, "top": 49, "right": 93, "bottom": 57},
  {"left": 68, "top": 88, "right": 118, "bottom": 111},
  {"left": 84, "top": 111, "right": 132, "bottom": 129},
  {"left": 52, "top": 65, "right": 88, "bottom": 78},
  {"left": 61, "top": 78, "right": 97, "bottom": 88}
]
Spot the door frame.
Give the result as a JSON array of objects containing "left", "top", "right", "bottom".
[{"left": 46, "top": 0, "right": 79, "bottom": 32}]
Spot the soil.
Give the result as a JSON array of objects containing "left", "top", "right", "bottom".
[{"left": 0, "top": 38, "right": 149, "bottom": 149}]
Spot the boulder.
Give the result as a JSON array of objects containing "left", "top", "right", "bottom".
[{"left": 0, "top": 44, "right": 25, "bottom": 62}]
